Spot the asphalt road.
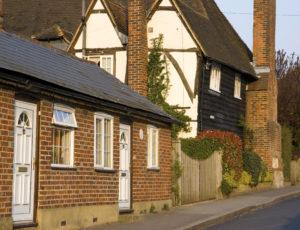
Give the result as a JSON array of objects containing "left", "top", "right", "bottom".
[{"left": 205, "top": 196, "right": 300, "bottom": 230}]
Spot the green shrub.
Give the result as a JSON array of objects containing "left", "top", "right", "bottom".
[
  {"left": 221, "top": 179, "right": 233, "bottom": 196},
  {"left": 223, "top": 170, "right": 239, "bottom": 188},
  {"left": 162, "top": 203, "right": 170, "bottom": 211},
  {"left": 259, "top": 163, "right": 268, "bottom": 183},
  {"left": 263, "top": 172, "right": 274, "bottom": 182},
  {"left": 240, "top": 171, "right": 252, "bottom": 185},
  {"left": 150, "top": 204, "right": 157, "bottom": 214},
  {"left": 282, "top": 126, "right": 293, "bottom": 180},
  {"left": 242, "top": 151, "right": 262, "bottom": 186},
  {"left": 197, "top": 130, "right": 243, "bottom": 180},
  {"left": 181, "top": 137, "right": 222, "bottom": 160}
]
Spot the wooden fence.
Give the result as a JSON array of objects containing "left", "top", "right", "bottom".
[{"left": 173, "top": 140, "right": 222, "bottom": 205}]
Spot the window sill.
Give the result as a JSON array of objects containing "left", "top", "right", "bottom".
[
  {"left": 95, "top": 168, "right": 117, "bottom": 173},
  {"left": 14, "top": 222, "right": 38, "bottom": 229},
  {"left": 208, "top": 89, "right": 221, "bottom": 96},
  {"left": 234, "top": 96, "right": 242, "bottom": 100},
  {"left": 147, "top": 168, "right": 160, "bottom": 172},
  {"left": 51, "top": 165, "right": 77, "bottom": 171}
]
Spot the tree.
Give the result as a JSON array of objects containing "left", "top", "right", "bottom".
[
  {"left": 147, "top": 34, "right": 191, "bottom": 138},
  {"left": 276, "top": 50, "right": 300, "bottom": 158}
]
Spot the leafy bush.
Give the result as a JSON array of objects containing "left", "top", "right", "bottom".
[
  {"left": 221, "top": 179, "right": 233, "bottom": 196},
  {"left": 242, "top": 151, "right": 262, "bottom": 186},
  {"left": 181, "top": 138, "right": 222, "bottom": 160},
  {"left": 282, "top": 126, "right": 293, "bottom": 180},
  {"left": 162, "top": 203, "right": 170, "bottom": 211},
  {"left": 240, "top": 171, "right": 252, "bottom": 185},
  {"left": 150, "top": 204, "right": 157, "bottom": 214},
  {"left": 259, "top": 162, "right": 268, "bottom": 183},
  {"left": 223, "top": 170, "right": 239, "bottom": 188},
  {"left": 197, "top": 130, "right": 243, "bottom": 180},
  {"left": 263, "top": 172, "right": 274, "bottom": 182}
]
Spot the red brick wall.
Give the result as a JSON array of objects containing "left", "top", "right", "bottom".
[
  {"left": 127, "top": 0, "right": 148, "bottom": 97},
  {"left": 0, "top": 88, "right": 14, "bottom": 218},
  {"left": 132, "top": 122, "right": 172, "bottom": 202},
  {"left": 38, "top": 100, "right": 119, "bottom": 209},
  {"left": 253, "top": 0, "right": 276, "bottom": 70}
]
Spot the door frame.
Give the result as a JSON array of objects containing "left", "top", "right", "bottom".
[
  {"left": 119, "top": 124, "right": 131, "bottom": 210},
  {"left": 12, "top": 100, "right": 37, "bottom": 223}
]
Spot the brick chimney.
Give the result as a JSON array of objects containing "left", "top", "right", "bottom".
[
  {"left": 127, "top": 0, "right": 148, "bottom": 97},
  {"left": 253, "top": 0, "right": 276, "bottom": 72},
  {"left": 246, "top": 0, "right": 283, "bottom": 187}
]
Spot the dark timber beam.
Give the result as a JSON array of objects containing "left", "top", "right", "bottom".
[{"left": 164, "top": 51, "right": 194, "bottom": 102}]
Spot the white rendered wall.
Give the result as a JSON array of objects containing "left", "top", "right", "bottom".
[
  {"left": 148, "top": 0, "right": 199, "bottom": 137},
  {"left": 160, "top": 0, "right": 172, "bottom": 6},
  {"left": 148, "top": 11, "right": 197, "bottom": 49},
  {"left": 94, "top": 0, "right": 104, "bottom": 10},
  {"left": 116, "top": 51, "right": 127, "bottom": 83},
  {"left": 75, "top": 1, "right": 123, "bottom": 50}
]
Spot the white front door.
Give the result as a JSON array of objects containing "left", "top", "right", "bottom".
[
  {"left": 119, "top": 124, "right": 131, "bottom": 210},
  {"left": 12, "top": 101, "right": 36, "bottom": 222}
]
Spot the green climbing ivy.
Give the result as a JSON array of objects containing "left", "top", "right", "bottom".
[{"left": 147, "top": 34, "right": 191, "bottom": 138}]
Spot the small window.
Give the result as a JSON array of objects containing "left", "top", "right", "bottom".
[
  {"left": 18, "top": 112, "right": 30, "bottom": 127},
  {"left": 234, "top": 74, "right": 242, "bottom": 99},
  {"left": 147, "top": 126, "right": 159, "bottom": 169},
  {"left": 209, "top": 64, "right": 221, "bottom": 92},
  {"left": 100, "top": 55, "right": 114, "bottom": 75},
  {"left": 94, "top": 113, "right": 114, "bottom": 169},
  {"left": 52, "top": 105, "right": 76, "bottom": 167},
  {"left": 53, "top": 105, "right": 77, "bottom": 128}
]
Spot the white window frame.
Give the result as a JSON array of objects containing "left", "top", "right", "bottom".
[
  {"left": 52, "top": 104, "right": 76, "bottom": 168},
  {"left": 100, "top": 55, "right": 114, "bottom": 75},
  {"left": 209, "top": 64, "right": 221, "bottom": 93},
  {"left": 86, "top": 55, "right": 114, "bottom": 75},
  {"left": 94, "top": 112, "right": 114, "bottom": 170},
  {"left": 52, "top": 104, "right": 77, "bottom": 128},
  {"left": 147, "top": 125, "right": 159, "bottom": 169},
  {"left": 234, "top": 74, "right": 242, "bottom": 99}
]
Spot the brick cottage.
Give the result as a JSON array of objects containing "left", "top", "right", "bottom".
[{"left": 0, "top": 29, "right": 176, "bottom": 230}]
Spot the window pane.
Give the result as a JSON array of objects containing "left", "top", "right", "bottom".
[
  {"left": 107, "top": 58, "right": 112, "bottom": 68},
  {"left": 96, "top": 119, "right": 102, "bottom": 165},
  {"left": 53, "top": 128, "right": 71, "bottom": 165},
  {"left": 102, "top": 58, "right": 107, "bottom": 69},
  {"left": 152, "top": 129, "right": 157, "bottom": 166},
  {"left": 104, "top": 119, "right": 111, "bottom": 167},
  {"left": 53, "top": 109, "right": 76, "bottom": 127},
  {"left": 147, "top": 128, "right": 151, "bottom": 166}
]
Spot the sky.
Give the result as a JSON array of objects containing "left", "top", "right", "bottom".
[{"left": 214, "top": 0, "right": 300, "bottom": 57}]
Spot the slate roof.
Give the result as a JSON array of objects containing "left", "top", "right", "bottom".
[
  {"left": 3, "top": 0, "right": 91, "bottom": 40},
  {"left": 31, "top": 24, "right": 73, "bottom": 42},
  {"left": 105, "top": 0, "right": 255, "bottom": 76},
  {"left": 3, "top": 0, "right": 255, "bottom": 76},
  {"left": 0, "top": 32, "right": 176, "bottom": 123}
]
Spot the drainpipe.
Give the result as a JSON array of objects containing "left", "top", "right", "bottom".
[{"left": 82, "top": 0, "right": 87, "bottom": 57}]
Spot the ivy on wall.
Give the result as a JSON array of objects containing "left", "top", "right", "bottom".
[{"left": 147, "top": 34, "right": 191, "bottom": 138}]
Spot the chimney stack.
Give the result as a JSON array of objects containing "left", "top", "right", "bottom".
[
  {"left": 0, "top": 0, "right": 3, "bottom": 29},
  {"left": 127, "top": 0, "right": 148, "bottom": 97},
  {"left": 246, "top": 0, "right": 283, "bottom": 187},
  {"left": 253, "top": 0, "right": 276, "bottom": 71}
]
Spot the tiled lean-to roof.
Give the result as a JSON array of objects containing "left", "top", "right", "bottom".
[{"left": 0, "top": 32, "right": 176, "bottom": 123}]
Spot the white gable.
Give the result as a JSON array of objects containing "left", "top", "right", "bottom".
[
  {"left": 147, "top": 6, "right": 197, "bottom": 49},
  {"left": 160, "top": 0, "right": 172, "bottom": 7},
  {"left": 94, "top": 0, "right": 104, "bottom": 10},
  {"left": 74, "top": 3, "right": 123, "bottom": 50}
]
